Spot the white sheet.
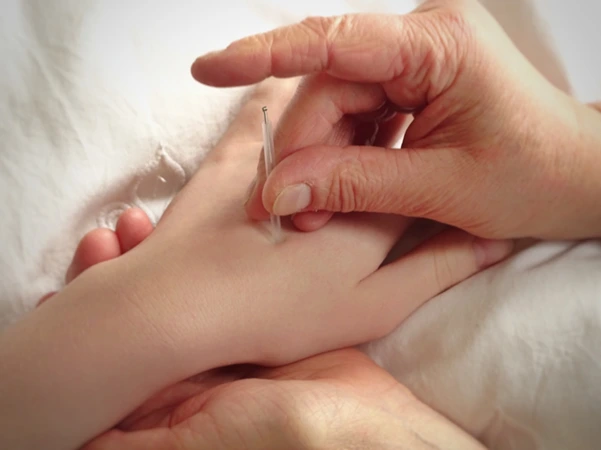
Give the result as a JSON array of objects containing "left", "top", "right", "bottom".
[{"left": 1, "top": 1, "right": 600, "bottom": 449}]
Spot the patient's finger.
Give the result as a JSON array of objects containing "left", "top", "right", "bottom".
[
  {"left": 116, "top": 208, "right": 154, "bottom": 253},
  {"left": 65, "top": 229, "right": 121, "bottom": 283},
  {"left": 39, "top": 209, "right": 152, "bottom": 307},
  {"left": 354, "top": 229, "right": 514, "bottom": 341}
]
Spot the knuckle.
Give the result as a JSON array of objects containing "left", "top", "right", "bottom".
[
  {"left": 400, "top": 5, "right": 476, "bottom": 100},
  {"left": 390, "top": 151, "right": 432, "bottom": 217},
  {"left": 324, "top": 171, "right": 347, "bottom": 212},
  {"left": 327, "top": 14, "right": 355, "bottom": 40},
  {"left": 299, "top": 14, "right": 356, "bottom": 70},
  {"left": 299, "top": 15, "right": 330, "bottom": 37},
  {"left": 439, "top": 9, "right": 476, "bottom": 52},
  {"left": 294, "top": 16, "right": 331, "bottom": 70},
  {"left": 364, "top": 152, "right": 398, "bottom": 212},
  {"left": 323, "top": 160, "right": 367, "bottom": 212},
  {"left": 321, "top": 148, "right": 404, "bottom": 214},
  {"left": 300, "top": 14, "right": 353, "bottom": 40},
  {"left": 393, "top": 150, "right": 463, "bottom": 220},
  {"left": 436, "top": 6, "right": 481, "bottom": 65},
  {"left": 246, "top": 32, "right": 273, "bottom": 54}
]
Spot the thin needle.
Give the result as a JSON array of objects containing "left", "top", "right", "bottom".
[{"left": 262, "top": 107, "right": 282, "bottom": 243}]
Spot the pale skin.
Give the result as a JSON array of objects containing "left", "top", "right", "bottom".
[
  {"left": 191, "top": 0, "right": 601, "bottom": 240},
  {"left": 0, "top": 78, "right": 508, "bottom": 449},
  {"left": 35, "top": 213, "right": 485, "bottom": 450}
]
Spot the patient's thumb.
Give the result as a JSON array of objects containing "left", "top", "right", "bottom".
[{"left": 262, "top": 144, "right": 446, "bottom": 219}]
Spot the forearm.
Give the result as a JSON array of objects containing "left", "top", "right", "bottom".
[{"left": 0, "top": 261, "right": 221, "bottom": 450}]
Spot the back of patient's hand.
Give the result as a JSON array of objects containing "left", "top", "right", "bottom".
[
  {"left": 75, "top": 74, "right": 507, "bottom": 447},
  {"left": 193, "top": 0, "right": 601, "bottom": 240},
  {"left": 114, "top": 78, "right": 511, "bottom": 374},
  {"left": 0, "top": 78, "right": 508, "bottom": 450}
]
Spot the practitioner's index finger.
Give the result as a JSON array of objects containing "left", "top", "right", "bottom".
[
  {"left": 191, "top": 19, "right": 331, "bottom": 87},
  {"left": 191, "top": 14, "right": 408, "bottom": 87}
]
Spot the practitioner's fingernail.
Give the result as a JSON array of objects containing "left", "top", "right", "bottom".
[
  {"left": 272, "top": 184, "right": 311, "bottom": 216},
  {"left": 473, "top": 239, "right": 515, "bottom": 268},
  {"left": 244, "top": 176, "right": 257, "bottom": 206}
]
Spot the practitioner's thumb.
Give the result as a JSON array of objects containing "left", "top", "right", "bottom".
[{"left": 262, "top": 144, "right": 450, "bottom": 219}]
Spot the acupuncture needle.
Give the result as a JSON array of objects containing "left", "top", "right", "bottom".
[{"left": 262, "top": 106, "right": 282, "bottom": 243}]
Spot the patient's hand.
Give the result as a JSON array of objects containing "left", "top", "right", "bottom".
[
  {"left": 98, "top": 78, "right": 512, "bottom": 370},
  {"left": 42, "top": 254, "right": 486, "bottom": 450},
  {"left": 43, "top": 265, "right": 484, "bottom": 450},
  {"left": 2, "top": 78, "right": 511, "bottom": 450},
  {"left": 50, "top": 77, "right": 512, "bottom": 374},
  {"left": 36, "top": 207, "right": 154, "bottom": 306},
  {"left": 38, "top": 209, "right": 487, "bottom": 450}
]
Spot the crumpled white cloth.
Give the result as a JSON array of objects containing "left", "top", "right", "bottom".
[{"left": 1, "top": 0, "right": 600, "bottom": 448}]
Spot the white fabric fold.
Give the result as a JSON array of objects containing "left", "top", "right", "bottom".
[{"left": 1, "top": 1, "right": 599, "bottom": 448}]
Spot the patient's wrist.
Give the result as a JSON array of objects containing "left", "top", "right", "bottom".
[
  {"left": 0, "top": 257, "right": 230, "bottom": 450},
  {"left": 0, "top": 264, "right": 171, "bottom": 449}
]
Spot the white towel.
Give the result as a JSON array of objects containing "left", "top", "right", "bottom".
[{"left": 1, "top": 1, "right": 600, "bottom": 448}]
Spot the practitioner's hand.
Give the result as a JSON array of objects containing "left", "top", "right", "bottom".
[
  {"left": 84, "top": 349, "right": 486, "bottom": 450},
  {"left": 192, "top": 0, "right": 601, "bottom": 240}
]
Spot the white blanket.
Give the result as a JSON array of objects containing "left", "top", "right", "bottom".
[{"left": 1, "top": 1, "right": 600, "bottom": 448}]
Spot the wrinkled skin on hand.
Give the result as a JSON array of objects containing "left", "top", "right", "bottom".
[{"left": 193, "top": 0, "right": 601, "bottom": 240}]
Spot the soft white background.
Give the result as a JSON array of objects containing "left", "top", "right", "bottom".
[{"left": 1, "top": 1, "right": 600, "bottom": 448}]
